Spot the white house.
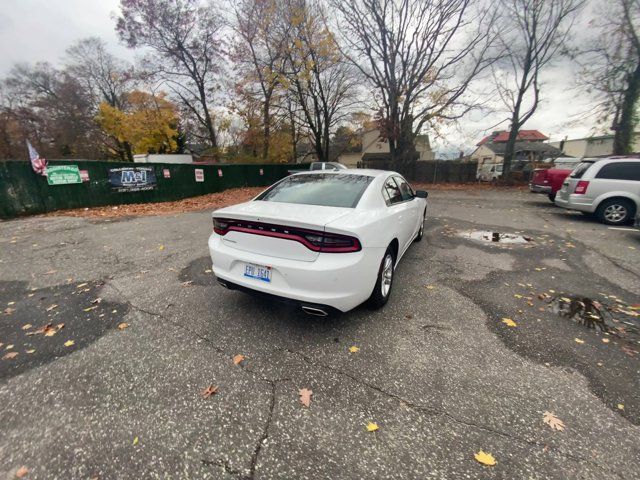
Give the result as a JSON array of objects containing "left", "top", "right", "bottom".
[
  {"left": 361, "top": 129, "right": 435, "bottom": 164},
  {"left": 549, "top": 133, "right": 640, "bottom": 158}
]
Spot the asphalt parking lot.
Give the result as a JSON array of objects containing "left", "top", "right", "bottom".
[{"left": 1, "top": 187, "right": 639, "bottom": 479}]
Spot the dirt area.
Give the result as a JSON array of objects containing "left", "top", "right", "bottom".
[{"left": 42, "top": 182, "right": 524, "bottom": 219}]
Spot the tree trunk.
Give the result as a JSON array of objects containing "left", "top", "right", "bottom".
[
  {"left": 124, "top": 141, "right": 133, "bottom": 162},
  {"left": 613, "top": 61, "right": 640, "bottom": 155},
  {"left": 262, "top": 94, "right": 271, "bottom": 160},
  {"left": 391, "top": 116, "right": 417, "bottom": 176},
  {"left": 502, "top": 114, "right": 520, "bottom": 181}
]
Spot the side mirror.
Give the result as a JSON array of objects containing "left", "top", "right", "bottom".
[{"left": 415, "top": 190, "right": 428, "bottom": 198}]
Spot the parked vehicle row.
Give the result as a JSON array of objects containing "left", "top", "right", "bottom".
[{"left": 531, "top": 157, "right": 639, "bottom": 225}]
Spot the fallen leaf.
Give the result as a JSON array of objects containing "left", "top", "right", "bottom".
[
  {"left": 44, "top": 269, "right": 57, "bottom": 275},
  {"left": 83, "top": 306, "right": 97, "bottom": 312},
  {"left": 474, "top": 450, "right": 497, "bottom": 466},
  {"left": 3, "top": 307, "right": 15, "bottom": 315},
  {"left": 602, "top": 338, "right": 610, "bottom": 344},
  {"left": 233, "top": 354, "right": 245, "bottom": 365},
  {"left": 16, "top": 466, "right": 29, "bottom": 478},
  {"left": 202, "top": 385, "right": 219, "bottom": 398},
  {"left": 514, "top": 294, "right": 523, "bottom": 299},
  {"left": 425, "top": 285, "right": 435, "bottom": 290},
  {"left": 133, "top": 436, "right": 139, "bottom": 446},
  {"left": 204, "top": 269, "right": 212, "bottom": 273},
  {"left": 502, "top": 318, "right": 517, "bottom": 327},
  {"left": 574, "top": 338, "right": 585, "bottom": 344},
  {"left": 7, "top": 301, "right": 14, "bottom": 305},
  {"left": 621, "top": 346, "right": 638, "bottom": 357},
  {"left": 117, "top": 323, "right": 129, "bottom": 330},
  {"left": 45, "top": 304, "right": 58, "bottom": 312},
  {"left": 366, "top": 422, "right": 379, "bottom": 432},
  {"left": 2, "top": 352, "right": 18, "bottom": 360},
  {"left": 64, "top": 340, "right": 75, "bottom": 347},
  {"left": 349, "top": 346, "right": 360, "bottom": 353},
  {"left": 5, "top": 344, "right": 14, "bottom": 350},
  {"left": 158, "top": 245, "right": 165, "bottom": 251},
  {"left": 76, "top": 282, "right": 88, "bottom": 288},
  {"left": 617, "top": 403, "right": 624, "bottom": 410},
  {"left": 542, "top": 411, "right": 565, "bottom": 431},
  {"left": 26, "top": 349, "right": 35, "bottom": 354},
  {"left": 22, "top": 324, "right": 32, "bottom": 330},
  {"left": 91, "top": 297, "right": 102, "bottom": 304},
  {"left": 299, "top": 388, "right": 313, "bottom": 407}
]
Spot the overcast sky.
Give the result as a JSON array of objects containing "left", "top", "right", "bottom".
[{"left": 0, "top": 0, "right": 603, "bottom": 158}]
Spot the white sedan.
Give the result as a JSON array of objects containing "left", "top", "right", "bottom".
[{"left": 208, "top": 170, "right": 428, "bottom": 315}]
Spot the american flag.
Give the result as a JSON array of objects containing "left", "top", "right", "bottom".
[{"left": 27, "top": 140, "right": 47, "bottom": 176}]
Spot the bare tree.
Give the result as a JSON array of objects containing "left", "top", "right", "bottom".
[
  {"left": 330, "top": 0, "right": 498, "bottom": 168},
  {"left": 231, "top": 0, "right": 290, "bottom": 160},
  {"left": 578, "top": 0, "right": 640, "bottom": 154},
  {"left": 66, "top": 37, "right": 137, "bottom": 160},
  {"left": 115, "top": 0, "right": 224, "bottom": 151},
  {"left": 495, "top": 0, "right": 582, "bottom": 178},
  {"left": 284, "top": 0, "right": 360, "bottom": 163}
]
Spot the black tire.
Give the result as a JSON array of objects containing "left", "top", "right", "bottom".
[
  {"left": 368, "top": 247, "right": 396, "bottom": 309},
  {"left": 548, "top": 193, "right": 556, "bottom": 202},
  {"left": 414, "top": 209, "right": 426, "bottom": 242},
  {"left": 595, "top": 198, "right": 635, "bottom": 225}
]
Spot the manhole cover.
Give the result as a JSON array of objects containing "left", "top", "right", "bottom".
[{"left": 460, "top": 230, "right": 533, "bottom": 244}]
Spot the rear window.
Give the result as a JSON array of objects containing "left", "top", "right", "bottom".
[
  {"left": 570, "top": 162, "right": 595, "bottom": 179},
  {"left": 256, "top": 173, "right": 373, "bottom": 208},
  {"left": 595, "top": 162, "right": 640, "bottom": 181}
]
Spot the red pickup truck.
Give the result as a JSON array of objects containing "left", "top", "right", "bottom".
[{"left": 529, "top": 168, "right": 572, "bottom": 202}]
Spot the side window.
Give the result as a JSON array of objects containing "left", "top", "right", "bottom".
[
  {"left": 310, "top": 163, "right": 322, "bottom": 171},
  {"left": 394, "top": 176, "right": 415, "bottom": 201},
  {"left": 383, "top": 177, "right": 403, "bottom": 205},
  {"left": 595, "top": 162, "right": 640, "bottom": 181}
]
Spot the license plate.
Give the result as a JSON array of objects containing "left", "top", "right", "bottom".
[{"left": 243, "top": 263, "right": 272, "bottom": 282}]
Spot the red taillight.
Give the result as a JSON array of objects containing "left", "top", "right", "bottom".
[
  {"left": 212, "top": 217, "right": 361, "bottom": 253},
  {"left": 574, "top": 180, "right": 589, "bottom": 194}
]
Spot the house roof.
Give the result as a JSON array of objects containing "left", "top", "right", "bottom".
[
  {"left": 484, "top": 141, "right": 562, "bottom": 156},
  {"left": 477, "top": 130, "right": 548, "bottom": 146}
]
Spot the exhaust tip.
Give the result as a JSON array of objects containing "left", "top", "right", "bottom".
[{"left": 301, "top": 305, "right": 328, "bottom": 317}]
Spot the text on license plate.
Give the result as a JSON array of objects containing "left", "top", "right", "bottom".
[{"left": 244, "top": 263, "right": 272, "bottom": 282}]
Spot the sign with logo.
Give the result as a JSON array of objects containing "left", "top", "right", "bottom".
[
  {"left": 79, "top": 170, "right": 90, "bottom": 182},
  {"left": 108, "top": 166, "right": 156, "bottom": 192},
  {"left": 217, "top": 169, "right": 223, "bottom": 177},
  {"left": 163, "top": 168, "right": 171, "bottom": 179},
  {"left": 46, "top": 165, "right": 82, "bottom": 185},
  {"left": 259, "top": 168, "right": 264, "bottom": 176},
  {"left": 195, "top": 169, "right": 204, "bottom": 182}
]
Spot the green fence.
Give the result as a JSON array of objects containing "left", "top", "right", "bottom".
[{"left": 0, "top": 160, "right": 297, "bottom": 219}]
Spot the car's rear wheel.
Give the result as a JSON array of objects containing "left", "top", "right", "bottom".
[
  {"left": 414, "top": 210, "right": 426, "bottom": 242},
  {"left": 368, "top": 247, "right": 395, "bottom": 309},
  {"left": 596, "top": 198, "right": 635, "bottom": 225},
  {"left": 548, "top": 193, "right": 556, "bottom": 202}
]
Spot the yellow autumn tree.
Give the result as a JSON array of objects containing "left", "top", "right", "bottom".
[{"left": 97, "top": 90, "right": 178, "bottom": 159}]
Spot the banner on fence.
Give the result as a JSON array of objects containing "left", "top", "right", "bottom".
[
  {"left": 47, "top": 165, "right": 82, "bottom": 185},
  {"left": 195, "top": 169, "right": 204, "bottom": 182},
  {"left": 108, "top": 166, "right": 156, "bottom": 192}
]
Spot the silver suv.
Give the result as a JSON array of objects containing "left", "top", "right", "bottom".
[{"left": 555, "top": 157, "right": 640, "bottom": 225}]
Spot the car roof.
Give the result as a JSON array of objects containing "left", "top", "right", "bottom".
[{"left": 292, "top": 169, "right": 395, "bottom": 178}]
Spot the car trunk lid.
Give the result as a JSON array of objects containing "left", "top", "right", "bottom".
[{"left": 213, "top": 201, "right": 352, "bottom": 262}]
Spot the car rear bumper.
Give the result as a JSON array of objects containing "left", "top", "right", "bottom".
[
  {"left": 208, "top": 233, "right": 383, "bottom": 312},
  {"left": 554, "top": 194, "right": 595, "bottom": 212},
  {"left": 529, "top": 183, "right": 552, "bottom": 194}
]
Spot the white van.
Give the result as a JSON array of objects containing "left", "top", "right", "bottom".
[{"left": 477, "top": 163, "right": 503, "bottom": 182}]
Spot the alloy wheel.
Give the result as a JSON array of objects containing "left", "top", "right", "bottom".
[
  {"left": 381, "top": 254, "right": 393, "bottom": 297},
  {"left": 604, "top": 204, "right": 627, "bottom": 223}
]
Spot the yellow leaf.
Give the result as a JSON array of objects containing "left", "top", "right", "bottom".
[
  {"left": 366, "top": 422, "right": 379, "bottom": 432},
  {"left": 502, "top": 318, "right": 517, "bottom": 327},
  {"left": 617, "top": 404, "right": 624, "bottom": 410},
  {"left": 84, "top": 306, "right": 97, "bottom": 312},
  {"left": 26, "top": 349, "right": 36, "bottom": 354},
  {"left": 133, "top": 436, "right": 139, "bottom": 445},
  {"left": 64, "top": 340, "right": 75, "bottom": 347},
  {"left": 514, "top": 294, "right": 523, "bottom": 299},
  {"left": 349, "top": 346, "right": 360, "bottom": 353},
  {"left": 158, "top": 245, "right": 165, "bottom": 251},
  {"left": 474, "top": 450, "right": 497, "bottom": 466},
  {"left": 118, "top": 322, "right": 129, "bottom": 330},
  {"left": 22, "top": 324, "right": 32, "bottom": 330},
  {"left": 233, "top": 354, "right": 245, "bottom": 365},
  {"left": 425, "top": 285, "right": 435, "bottom": 290},
  {"left": 574, "top": 338, "right": 585, "bottom": 344}
]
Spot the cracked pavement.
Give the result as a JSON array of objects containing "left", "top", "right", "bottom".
[{"left": 1, "top": 188, "right": 639, "bottom": 479}]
